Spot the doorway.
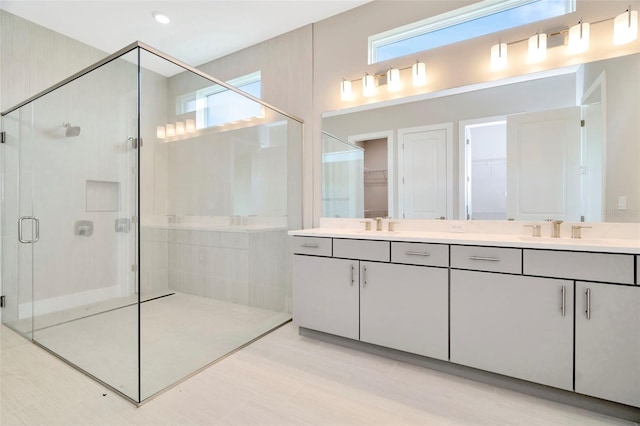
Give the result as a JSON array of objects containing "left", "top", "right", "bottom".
[
  {"left": 348, "top": 131, "right": 394, "bottom": 218},
  {"left": 462, "top": 119, "right": 507, "bottom": 220}
]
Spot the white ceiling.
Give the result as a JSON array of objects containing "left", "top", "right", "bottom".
[{"left": 1, "top": 0, "right": 371, "bottom": 76}]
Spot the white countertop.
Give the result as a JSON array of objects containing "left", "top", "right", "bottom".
[{"left": 289, "top": 228, "right": 640, "bottom": 254}]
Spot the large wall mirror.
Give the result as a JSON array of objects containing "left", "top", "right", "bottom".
[{"left": 322, "top": 53, "right": 639, "bottom": 223}]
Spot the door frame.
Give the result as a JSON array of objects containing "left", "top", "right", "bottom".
[
  {"left": 580, "top": 70, "right": 607, "bottom": 222},
  {"left": 397, "top": 123, "right": 453, "bottom": 220},
  {"left": 347, "top": 130, "right": 395, "bottom": 218},
  {"left": 458, "top": 115, "right": 507, "bottom": 220}
]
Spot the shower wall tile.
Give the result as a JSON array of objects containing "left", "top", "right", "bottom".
[{"left": 159, "top": 227, "right": 289, "bottom": 312}]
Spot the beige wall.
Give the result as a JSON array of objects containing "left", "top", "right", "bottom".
[{"left": 190, "top": 25, "right": 312, "bottom": 229}]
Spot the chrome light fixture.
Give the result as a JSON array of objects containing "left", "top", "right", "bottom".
[
  {"left": 362, "top": 73, "right": 376, "bottom": 97},
  {"left": 490, "top": 41, "right": 508, "bottom": 70},
  {"left": 412, "top": 60, "right": 427, "bottom": 86},
  {"left": 340, "top": 79, "right": 353, "bottom": 101},
  {"left": 186, "top": 119, "right": 196, "bottom": 133},
  {"left": 386, "top": 68, "right": 401, "bottom": 92},
  {"left": 528, "top": 32, "right": 547, "bottom": 63},
  {"left": 614, "top": 8, "right": 638, "bottom": 45},
  {"left": 568, "top": 20, "right": 590, "bottom": 54}
]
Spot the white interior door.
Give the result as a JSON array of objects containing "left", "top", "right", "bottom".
[
  {"left": 506, "top": 107, "right": 581, "bottom": 221},
  {"left": 399, "top": 125, "right": 449, "bottom": 219}
]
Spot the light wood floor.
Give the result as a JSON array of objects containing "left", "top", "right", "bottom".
[{"left": 0, "top": 322, "right": 635, "bottom": 425}]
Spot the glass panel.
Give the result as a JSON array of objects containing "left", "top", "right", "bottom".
[
  {"left": 1, "top": 106, "right": 34, "bottom": 339},
  {"left": 7, "top": 50, "right": 140, "bottom": 401},
  {"left": 322, "top": 132, "right": 364, "bottom": 218},
  {"left": 139, "top": 49, "right": 301, "bottom": 400}
]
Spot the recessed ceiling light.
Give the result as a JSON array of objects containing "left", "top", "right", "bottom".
[{"left": 152, "top": 11, "right": 170, "bottom": 24}]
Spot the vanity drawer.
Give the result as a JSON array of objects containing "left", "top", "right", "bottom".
[
  {"left": 292, "top": 236, "right": 332, "bottom": 257},
  {"left": 451, "top": 245, "right": 522, "bottom": 274},
  {"left": 333, "top": 238, "right": 390, "bottom": 262},
  {"left": 392, "top": 242, "right": 449, "bottom": 267},
  {"left": 524, "top": 250, "right": 634, "bottom": 284}
]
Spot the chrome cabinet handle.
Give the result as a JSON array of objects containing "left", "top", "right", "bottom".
[
  {"left": 350, "top": 264, "right": 354, "bottom": 286},
  {"left": 585, "top": 288, "right": 591, "bottom": 320},
  {"left": 561, "top": 286, "right": 566, "bottom": 317},
  {"left": 301, "top": 243, "right": 319, "bottom": 248},
  {"left": 18, "top": 216, "right": 39, "bottom": 244},
  {"left": 363, "top": 265, "right": 367, "bottom": 287},
  {"left": 468, "top": 256, "right": 500, "bottom": 262},
  {"left": 405, "top": 251, "right": 430, "bottom": 257}
]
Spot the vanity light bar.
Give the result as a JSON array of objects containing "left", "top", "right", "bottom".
[{"left": 339, "top": 8, "right": 638, "bottom": 101}]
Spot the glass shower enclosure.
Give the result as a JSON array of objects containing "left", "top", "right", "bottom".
[{"left": 0, "top": 42, "right": 302, "bottom": 404}]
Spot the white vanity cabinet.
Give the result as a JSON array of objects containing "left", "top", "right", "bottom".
[
  {"left": 450, "top": 269, "right": 574, "bottom": 390},
  {"left": 360, "top": 261, "right": 448, "bottom": 360},
  {"left": 575, "top": 281, "right": 640, "bottom": 407},
  {"left": 292, "top": 254, "right": 359, "bottom": 340},
  {"left": 291, "top": 230, "right": 640, "bottom": 410}
]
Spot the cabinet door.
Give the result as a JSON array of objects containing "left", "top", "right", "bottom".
[
  {"left": 576, "top": 282, "right": 640, "bottom": 407},
  {"left": 450, "top": 270, "right": 573, "bottom": 390},
  {"left": 360, "top": 262, "right": 448, "bottom": 360},
  {"left": 292, "top": 255, "right": 359, "bottom": 340}
]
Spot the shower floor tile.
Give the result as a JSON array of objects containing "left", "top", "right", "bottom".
[{"left": 30, "top": 293, "right": 290, "bottom": 401}]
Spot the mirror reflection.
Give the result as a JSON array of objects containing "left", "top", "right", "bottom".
[{"left": 322, "top": 53, "right": 639, "bottom": 223}]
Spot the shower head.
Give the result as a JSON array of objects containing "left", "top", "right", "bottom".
[{"left": 63, "top": 122, "right": 81, "bottom": 137}]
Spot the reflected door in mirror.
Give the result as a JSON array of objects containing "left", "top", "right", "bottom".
[{"left": 506, "top": 107, "right": 581, "bottom": 221}]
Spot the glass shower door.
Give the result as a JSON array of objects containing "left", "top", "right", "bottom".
[
  {"left": 1, "top": 106, "right": 35, "bottom": 340},
  {"left": 2, "top": 52, "right": 142, "bottom": 403}
]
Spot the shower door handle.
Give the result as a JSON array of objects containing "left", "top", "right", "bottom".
[{"left": 18, "top": 216, "right": 39, "bottom": 244}]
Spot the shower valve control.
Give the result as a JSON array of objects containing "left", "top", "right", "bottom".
[
  {"left": 115, "top": 218, "right": 131, "bottom": 233},
  {"left": 75, "top": 220, "right": 94, "bottom": 237}
]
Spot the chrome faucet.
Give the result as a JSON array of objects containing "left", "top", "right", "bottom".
[
  {"left": 523, "top": 224, "right": 541, "bottom": 237},
  {"left": 374, "top": 217, "right": 383, "bottom": 231},
  {"left": 360, "top": 220, "right": 372, "bottom": 231},
  {"left": 571, "top": 225, "right": 592, "bottom": 239},
  {"left": 550, "top": 220, "right": 563, "bottom": 238}
]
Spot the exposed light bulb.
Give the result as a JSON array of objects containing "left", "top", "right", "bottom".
[
  {"left": 490, "top": 42, "right": 508, "bottom": 70},
  {"left": 412, "top": 61, "right": 427, "bottom": 86}
]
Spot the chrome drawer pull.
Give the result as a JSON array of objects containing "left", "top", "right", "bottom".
[
  {"left": 405, "top": 251, "right": 430, "bottom": 257},
  {"left": 561, "top": 286, "right": 566, "bottom": 317},
  {"left": 350, "top": 264, "right": 354, "bottom": 286},
  {"left": 585, "top": 288, "right": 591, "bottom": 320},
  {"left": 301, "top": 243, "right": 319, "bottom": 248},
  {"left": 363, "top": 265, "right": 367, "bottom": 287},
  {"left": 468, "top": 256, "right": 500, "bottom": 262}
]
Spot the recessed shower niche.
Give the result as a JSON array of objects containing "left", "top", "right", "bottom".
[
  {"left": 0, "top": 42, "right": 302, "bottom": 404},
  {"left": 86, "top": 180, "right": 120, "bottom": 212}
]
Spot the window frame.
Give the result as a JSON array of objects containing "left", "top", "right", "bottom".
[
  {"left": 176, "top": 71, "right": 262, "bottom": 129},
  {"left": 368, "top": 0, "right": 575, "bottom": 64}
]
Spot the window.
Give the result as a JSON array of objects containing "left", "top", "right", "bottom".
[
  {"left": 178, "top": 71, "right": 262, "bottom": 128},
  {"left": 369, "top": 0, "right": 575, "bottom": 64}
]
